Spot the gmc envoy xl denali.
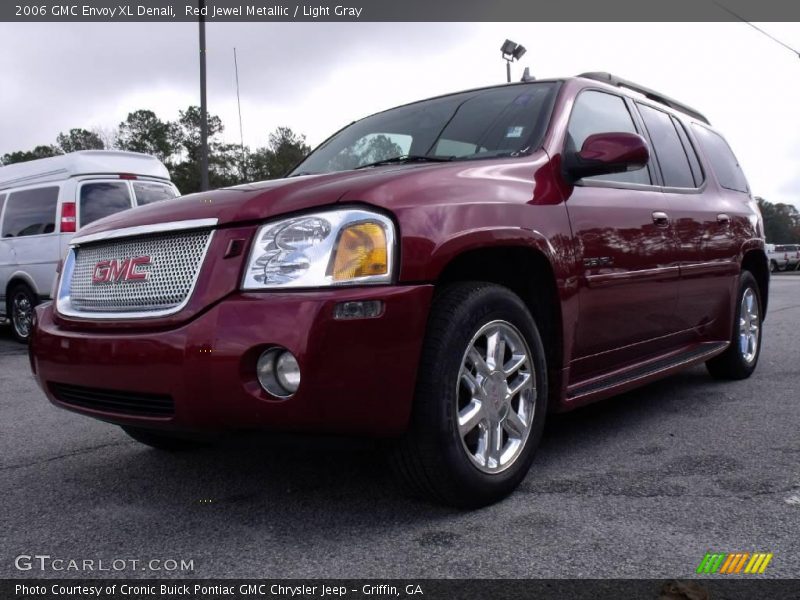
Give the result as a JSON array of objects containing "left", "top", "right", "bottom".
[{"left": 30, "top": 73, "right": 768, "bottom": 507}]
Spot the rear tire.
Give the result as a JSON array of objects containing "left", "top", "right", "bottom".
[
  {"left": 392, "top": 282, "right": 548, "bottom": 508},
  {"left": 8, "top": 284, "right": 37, "bottom": 344},
  {"left": 121, "top": 426, "right": 210, "bottom": 451},
  {"left": 705, "top": 271, "right": 762, "bottom": 380}
]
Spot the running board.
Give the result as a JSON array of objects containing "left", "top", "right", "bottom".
[{"left": 566, "top": 342, "right": 729, "bottom": 402}]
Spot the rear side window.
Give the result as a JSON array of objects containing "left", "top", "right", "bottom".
[
  {"left": 636, "top": 104, "right": 694, "bottom": 188},
  {"left": 132, "top": 181, "right": 178, "bottom": 206},
  {"left": 2, "top": 186, "right": 59, "bottom": 237},
  {"left": 692, "top": 125, "right": 749, "bottom": 193},
  {"left": 566, "top": 90, "right": 650, "bottom": 185},
  {"left": 0, "top": 194, "right": 6, "bottom": 222},
  {"left": 671, "top": 117, "right": 703, "bottom": 186},
  {"left": 79, "top": 182, "right": 132, "bottom": 227}
]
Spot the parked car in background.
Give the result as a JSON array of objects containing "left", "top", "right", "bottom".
[
  {"left": 767, "top": 244, "right": 800, "bottom": 272},
  {"left": 0, "top": 151, "right": 179, "bottom": 342},
  {"left": 30, "top": 73, "right": 767, "bottom": 507}
]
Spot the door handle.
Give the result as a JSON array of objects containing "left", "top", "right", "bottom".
[
  {"left": 717, "top": 213, "right": 731, "bottom": 226},
  {"left": 652, "top": 211, "right": 670, "bottom": 228}
]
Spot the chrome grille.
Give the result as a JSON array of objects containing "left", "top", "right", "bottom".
[{"left": 68, "top": 229, "right": 212, "bottom": 313}]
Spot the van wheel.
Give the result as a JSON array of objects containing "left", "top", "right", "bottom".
[
  {"left": 392, "top": 282, "right": 547, "bottom": 508},
  {"left": 706, "top": 271, "right": 762, "bottom": 380},
  {"left": 769, "top": 260, "right": 777, "bottom": 273},
  {"left": 121, "top": 426, "right": 210, "bottom": 451},
  {"left": 8, "top": 284, "right": 37, "bottom": 344}
]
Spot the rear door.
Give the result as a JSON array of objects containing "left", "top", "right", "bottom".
[
  {"left": 669, "top": 122, "right": 747, "bottom": 334},
  {"left": 131, "top": 179, "right": 179, "bottom": 206},
  {"left": 77, "top": 180, "right": 134, "bottom": 230},
  {"left": 564, "top": 89, "right": 680, "bottom": 378},
  {"left": 1, "top": 185, "right": 61, "bottom": 298}
]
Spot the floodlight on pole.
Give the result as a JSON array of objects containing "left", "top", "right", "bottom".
[{"left": 500, "top": 39, "right": 526, "bottom": 83}]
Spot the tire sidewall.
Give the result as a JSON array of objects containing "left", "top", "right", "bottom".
[{"left": 423, "top": 285, "right": 548, "bottom": 502}]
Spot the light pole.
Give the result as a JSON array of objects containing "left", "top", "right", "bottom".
[
  {"left": 198, "top": 0, "right": 210, "bottom": 191},
  {"left": 500, "top": 39, "right": 527, "bottom": 83}
]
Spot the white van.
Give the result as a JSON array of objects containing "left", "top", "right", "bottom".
[{"left": 0, "top": 150, "right": 179, "bottom": 342}]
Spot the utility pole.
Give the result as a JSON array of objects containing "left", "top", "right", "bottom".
[
  {"left": 234, "top": 47, "right": 246, "bottom": 180},
  {"left": 198, "top": 0, "right": 210, "bottom": 191}
]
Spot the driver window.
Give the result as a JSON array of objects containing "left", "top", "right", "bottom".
[{"left": 566, "top": 90, "right": 651, "bottom": 185}]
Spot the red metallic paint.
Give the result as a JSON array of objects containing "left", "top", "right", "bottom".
[
  {"left": 30, "top": 76, "right": 767, "bottom": 434},
  {"left": 32, "top": 285, "right": 433, "bottom": 435}
]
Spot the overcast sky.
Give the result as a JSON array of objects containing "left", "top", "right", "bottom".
[{"left": 1, "top": 22, "right": 798, "bottom": 207}]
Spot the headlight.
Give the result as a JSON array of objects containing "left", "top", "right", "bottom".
[{"left": 242, "top": 208, "right": 396, "bottom": 289}]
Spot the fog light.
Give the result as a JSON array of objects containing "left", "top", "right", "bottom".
[
  {"left": 256, "top": 348, "right": 300, "bottom": 397},
  {"left": 333, "top": 300, "right": 384, "bottom": 320}
]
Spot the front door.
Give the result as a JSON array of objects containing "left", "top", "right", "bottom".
[{"left": 562, "top": 90, "right": 680, "bottom": 380}]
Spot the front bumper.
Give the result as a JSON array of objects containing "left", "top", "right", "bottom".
[{"left": 30, "top": 285, "right": 434, "bottom": 436}]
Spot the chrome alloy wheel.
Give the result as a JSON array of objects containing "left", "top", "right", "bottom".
[
  {"left": 12, "top": 292, "right": 33, "bottom": 339},
  {"left": 738, "top": 287, "right": 760, "bottom": 364},
  {"left": 456, "top": 320, "right": 536, "bottom": 474}
]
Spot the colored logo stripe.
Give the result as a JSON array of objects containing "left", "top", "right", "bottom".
[{"left": 696, "top": 552, "right": 773, "bottom": 574}]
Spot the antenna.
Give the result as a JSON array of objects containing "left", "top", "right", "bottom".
[
  {"left": 233, "top": 47, "right": 247, "bottom": 179},
  {"left": 521, "top": 67, "right": 536, "bottom": 82}
]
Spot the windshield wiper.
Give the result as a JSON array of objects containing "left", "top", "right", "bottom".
[{"left": 354, "top": 155, "right": 454, "bottom": 169}]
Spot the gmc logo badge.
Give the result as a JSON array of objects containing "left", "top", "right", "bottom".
[{"left": 92, "top": 256, "right": 151, "bottom": 284}]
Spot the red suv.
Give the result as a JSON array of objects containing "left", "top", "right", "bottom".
[{"left": 30, "top": 73, "right": 768, "bottom": 507}]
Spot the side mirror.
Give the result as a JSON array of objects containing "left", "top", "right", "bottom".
[{"left": 564, "top": 132, "right": 650, "bottom": 181}]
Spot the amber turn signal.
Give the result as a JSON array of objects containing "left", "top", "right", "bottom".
[{"left": 331, "top": 222, "right": 388, "bottom": 281}]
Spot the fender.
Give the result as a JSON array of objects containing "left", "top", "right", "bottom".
[{"left": 423, "top": 226, "right": 561, "bottom": 283}]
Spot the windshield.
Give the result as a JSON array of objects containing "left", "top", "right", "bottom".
[{"left": 289, "top": 82, "right": 559, "bottom": 176}]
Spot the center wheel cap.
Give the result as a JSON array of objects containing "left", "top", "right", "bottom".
[{"left": 483, "top": 372, "right": 508, "bottom": 418}]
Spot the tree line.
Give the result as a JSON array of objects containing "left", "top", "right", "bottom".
[
  {"left": 0, "top": 107, "right": 311, "bottom": 194},
  {"left": 756, "top": 198, "right": 800, "bottom": 244}
]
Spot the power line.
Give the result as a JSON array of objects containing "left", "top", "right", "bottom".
[{"left": 715, "top": 2, "right": 800, "bottom": 58}]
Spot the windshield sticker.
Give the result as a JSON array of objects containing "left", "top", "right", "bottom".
[{"left": 506, "top": 126, "right": 525, "bottom": 138}]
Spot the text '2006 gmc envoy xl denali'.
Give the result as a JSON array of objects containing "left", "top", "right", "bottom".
[{"left": 30, "top": 73, "right": 768, "bottom": 507}]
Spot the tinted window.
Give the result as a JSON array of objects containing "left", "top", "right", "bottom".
[
  {"left": 132, "top": 181, "right": 178, "bottom": 206},
  {"left": 566, "top": 90, "right": 650, "bottom": 185},
  {"left": 290, "top": 82, "right": 559, "bottom": 175},
  {"left": 671, "top": 117, "right": 703, "bottom": 186},
  {"left": 79, "top": 182, "right": 132, "bottom": 227},
  {"left": 2, "top": 187, "right": 59, "bottom": 237},
  {"left": 636, "top": 104, "right": 694, "bottom": 188},
  {"left": 692, "top": 125, "right": 749, "bottom": 193}
]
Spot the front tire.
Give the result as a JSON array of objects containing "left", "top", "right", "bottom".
[
  {"left": 8, "top": 284, "right": 37, "bottom": 344},
  {"left": 705, "top": 271, "right": 762, "bottom": 380},
  {"left": 392, "top": 282, "right": 548, "bottom": 508}
]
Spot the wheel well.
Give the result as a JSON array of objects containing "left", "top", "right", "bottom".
[
  {"left": 742, "top": 250, "right": 769, "bottom": 318},
  {"left": 436, "top": 245, "right": 564, "bottom": 383},
  {"left": 5, "top": 278, "right": 35, "bottom": 304}
]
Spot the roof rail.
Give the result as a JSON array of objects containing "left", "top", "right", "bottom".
[{"left": 577, "top": 72, "right": 710, "bottom": 125}]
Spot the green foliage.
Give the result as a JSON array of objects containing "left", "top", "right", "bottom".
[
  {"left": 116, "top": 110, "right": 178, "bottom": 163},
  {"left": 1, "top": 145, "right": 61, "bottom": 165},
  {"left": 1, "top": 108, "right": 311, "bottom": 194},
  {"left": 757, "top": 197, "right": 800, "bottom": 243},
  {"left": 247, "top": 126, "right": 311, "bottom": 181},
  {"left": 56, "top": 128, "right": 105, "bottom": 153}
]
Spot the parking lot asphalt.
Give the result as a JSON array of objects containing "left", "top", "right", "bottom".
[{"left": 1, "top": 275, "right": 798, "bottom": 579}]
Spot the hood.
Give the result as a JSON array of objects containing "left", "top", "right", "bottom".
[{"left": 76, "top": 153, "right": 551, "bottom": 238}]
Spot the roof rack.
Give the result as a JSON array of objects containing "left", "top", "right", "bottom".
[{"left": 577, "top": 72, "right": 710, "bottom": 125}]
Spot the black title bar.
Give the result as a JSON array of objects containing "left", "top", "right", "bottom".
[{"left": 4, "top": 0, "right": 800, "bottom": 22}]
